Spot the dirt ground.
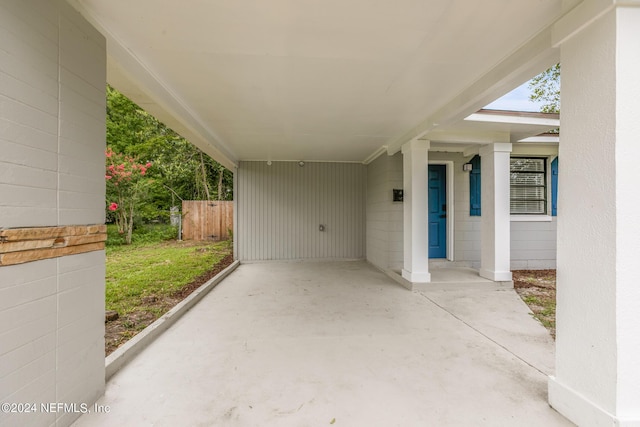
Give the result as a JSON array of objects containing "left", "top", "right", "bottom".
[
  {"left": 512, "top": 269, "right": 556, "bottom": 338},
  {"left": 105, "top": 253, "right": 235, "bottom": 356}
]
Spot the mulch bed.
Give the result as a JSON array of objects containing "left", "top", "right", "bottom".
[
  {"left": 513, "top": 269, "right": 556, "bottom": 338},
  {"left": 105, "top": 253, "right": 235, "bottom": 356}
]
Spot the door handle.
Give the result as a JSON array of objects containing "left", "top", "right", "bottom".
[{"left": 439, "top": 214, "right": 446, "bottom": 218}]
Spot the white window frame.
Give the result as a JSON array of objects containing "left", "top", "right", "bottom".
[{"left": 510, "top": 156, "right": 553, "bottom": 222}]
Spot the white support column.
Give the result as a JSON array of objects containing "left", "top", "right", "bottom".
[
  {"left": 479, "top": 143, "right": 512, "bottom": 282},
  {"left": 233, "top": 165, "right": 239, "bottom": 260},
  {"left": 549, "top": 5, "right": 640, "bottom": 426},
  {"left": 401, "top": 140, "right": 430, "bottom": 283}
]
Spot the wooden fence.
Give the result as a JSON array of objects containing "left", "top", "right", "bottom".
[{"left": 181, "top": 201, "right": 233, "bottom": 241}]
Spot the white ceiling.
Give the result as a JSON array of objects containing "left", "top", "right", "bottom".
[{"left": 71, "top": 0, "right": 580, "bottom": 168}]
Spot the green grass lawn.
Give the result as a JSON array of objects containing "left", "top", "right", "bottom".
[
  {"left": 105, "top": 224, "right": 233, "bottom": 353},
  {"left": 106, "top": 239, "right": 231, "bottom": 317}
]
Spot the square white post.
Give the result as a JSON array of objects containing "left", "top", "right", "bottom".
[
  {"left": 549, "top": 5, "right": 640, "bottom": 426},
  {"left": 479, "top": 143, "right": 512, "bottom": 282},
  {"left": 401, "top": 140, "right": 431, "bottom": 283}
]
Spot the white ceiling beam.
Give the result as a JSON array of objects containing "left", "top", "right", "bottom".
[
  {"left": 423, "top": 129, "right": 510, "bottom": 145},
  {"left": 67, "top": 0, "right": 239, "bottom": 170},
  {"left": 511, "top": 143, "right": 559, "bottom": 156},
  {"left": 363, "top": 146, "right": 389, "bottom": 165},
  {"left": 387, "top": 27, "right": 560, "bottom": 155},
  {"left": 466, "top": 112, "right": 559, "bottom": 127},
  {"left": 552, "top": 0, "right": 616, "bottom": 46}
]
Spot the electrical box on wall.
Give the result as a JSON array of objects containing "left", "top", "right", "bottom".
[{"left": 393, "top": 189, "right": 403, "bottom": 202}]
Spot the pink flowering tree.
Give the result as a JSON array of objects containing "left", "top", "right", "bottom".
[{"left": 105, "top": 147, "right": 153, "bottom": 244}]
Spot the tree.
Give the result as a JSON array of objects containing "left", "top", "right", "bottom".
[
  {"left": 529, "top": 63, "right": 560, "bottom": 113},
  {"left": 106, "top": 85, "right": 234, "bottom": 226},
  {"left": 105, "top": 148, "right": 154, "bottom": 244}
]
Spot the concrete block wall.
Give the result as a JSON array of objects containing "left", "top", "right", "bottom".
[
  {"left": 365, "top": 152, "right": 403, "bottom": 272},
  {"left": 0, "top": 1, "right": 106, "bottom": 426},
  {"left": 511, "top": 220, "right": 557, "bottom": 269}
]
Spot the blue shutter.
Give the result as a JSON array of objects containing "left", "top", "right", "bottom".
[
  {"left": 551, "top": 157, "right": 558, "bottom": 216},
  {"left": 469, "top": 155, "right": 481, "bottom": 216}
]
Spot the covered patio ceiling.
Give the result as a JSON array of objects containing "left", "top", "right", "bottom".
[
  {"left": 70, "top": 0, "right": 577, "bottom": 169},
  {"left": 421, "top": 109, "right": 559, "bottom": 153}
]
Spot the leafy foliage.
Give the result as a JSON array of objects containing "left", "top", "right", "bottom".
[
  {"left": 105, "top": 148, "right": 155, "bottom": 244},
  {"left": 106, "top": 85, "right": 233, "bottom": 230},
  {"left": 529, "top": 63, "right": 560, "bottom": 113},
  {"left": 106, "top": 223, "right": 178, "bottom": 247}
]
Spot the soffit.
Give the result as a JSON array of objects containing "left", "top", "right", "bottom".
[{"left": 73, "top": 0, "right": 576, "bottom": 165}]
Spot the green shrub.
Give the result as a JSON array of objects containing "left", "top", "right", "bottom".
[{"left": 106, "top": 223, "right": 177, "bottom": 247}]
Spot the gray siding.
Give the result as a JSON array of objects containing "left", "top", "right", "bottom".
[
  {"left": 429, "top": 151, "right": 557, "bottom": 270},
  {"left": 238, "top": 153, "right": 557, "bottom": 267},
  {"left": 237, "top": 161, "right": 365, "bottom": 260},
  {"left": 365, "top": 151, "right": 558, "bottom": 271},
  {"left": 0, "top": 2, "right": 106, "bottom": 426}
]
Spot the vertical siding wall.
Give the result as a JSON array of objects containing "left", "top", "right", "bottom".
[
  {"left": 237, "top": 161, "right": 365, "bottom": 260},
  {"left": 365, "top": 153, "right": 403, "bottom": 272},
  {"left": 0, "top": 2, "right": 106, "bottom": 426}
]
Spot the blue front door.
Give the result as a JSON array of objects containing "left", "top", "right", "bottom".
[{"left": 428, "top": 165, "right": 447, "bottom": 258}]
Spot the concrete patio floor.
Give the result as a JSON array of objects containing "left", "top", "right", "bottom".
[{"left": 74, "top": 261, "right": 571, "bottom": 426}]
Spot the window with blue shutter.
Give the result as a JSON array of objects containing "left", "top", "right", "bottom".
[
  {"left": 551, "top": 157, "right": 558, "bottom": 216},
  {"left": 469, "top": 155, "right": 557, "bottom": 217},
  {"left": 469, "top": 155, "right": 481, "bottom": 216},
  {"left": 510, "top": 158, "right": 547, "bottom": 214}
]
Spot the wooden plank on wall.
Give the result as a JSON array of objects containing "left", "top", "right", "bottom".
[
  {"left": 0, "top": 234, "right": 106, "bottom": 254},
  {"left": 0, "top": 225, "right": 107, "bottom": 266},
  {"left": 0, "top": 242, "right": 105, "bottom": 266},
  {"left": 0, "top": 225, "right": 106, "bottom": 241}
]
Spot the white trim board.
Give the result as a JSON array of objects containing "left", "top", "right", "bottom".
[{"left": 428, "top": 160, "right": 455, "bottom": 261}]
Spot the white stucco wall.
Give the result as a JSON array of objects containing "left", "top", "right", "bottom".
[
  {"left": 550, "top": 6, "right": 640, "bottom": 425},
  {"left": 0, "top": 2, "right": 106, "bottom": 426},
  {"left": 553, "top": 8, "right": 618, "bottom": 418}
]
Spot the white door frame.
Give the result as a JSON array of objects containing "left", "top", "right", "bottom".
[{"left": 428, "top": 160, "right": 454, "bottom": 261}]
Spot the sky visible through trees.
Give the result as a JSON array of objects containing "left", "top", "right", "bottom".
[{"left": 485, "top": 64, "right": 560, "bottom": 113}]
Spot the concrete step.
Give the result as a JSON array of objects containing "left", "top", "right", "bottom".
[{"left": 429, "top": 260, "right": 474, "bottom": 269}]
